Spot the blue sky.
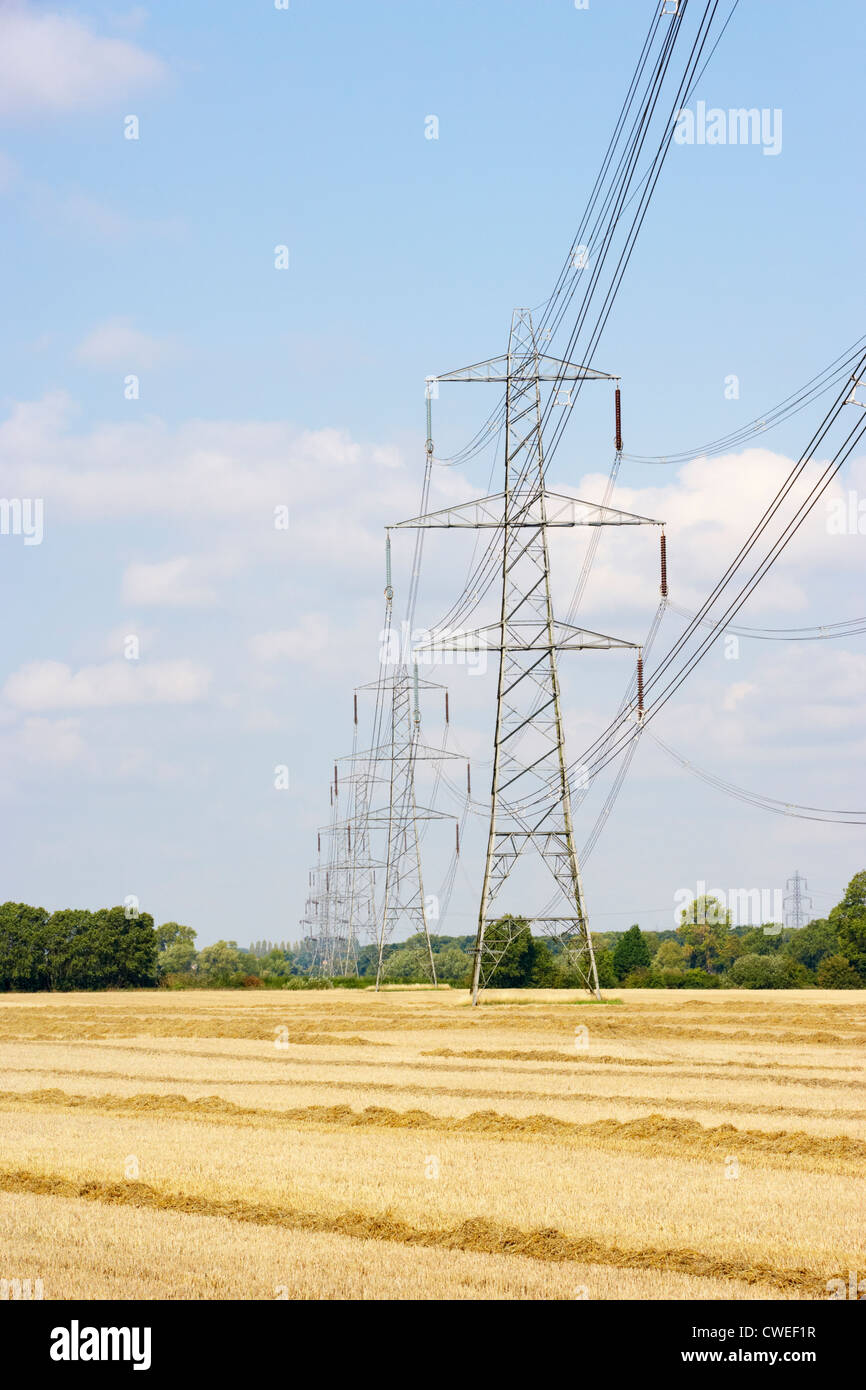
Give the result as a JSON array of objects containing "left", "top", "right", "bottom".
[{"left": 0, "top": 0, "right": 864, "bottom": 944}]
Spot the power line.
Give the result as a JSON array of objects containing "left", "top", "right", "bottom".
[
  {"left": 622, "top": 337, "right": 866, "bottom": 464},
  {"left": 666, "top": 600, "right": 866, "bottom": 641},
  {"left": 648, "top": 731, "right": 866, "bottom": 825}
]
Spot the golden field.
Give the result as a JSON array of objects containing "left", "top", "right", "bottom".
[{"left": 0, "top": 986, "right": 863, "bottom": 1300}]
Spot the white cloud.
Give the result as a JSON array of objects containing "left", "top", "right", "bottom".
[
  {"left": 721, "top": 681, "right": 757, "bottom": 712},
  {"left": 2, "top": 659, "right": 211, "bottom": 710},
  {"left": 74, "top": 318, "right": 177, "bottom": 370},
  {"left": 122, "top": 556, "right": 232, "bottom": 607},
  {"left": 104, "top": 625, "right": 158, "bottom": 659},
  {"left": 249, "top": 616, "right": 333, "bottom": 664},
  {"left": 548, "top": 447, "right": 866, "bottom": 623},
  {"left": 0, "top": 396, "right": 423, "bottom": 574},
  {"left": 248, "top": 610, "right": 386, "bottom": 680},
  {"left": 0, "top": 3, "right": 166, "bottom": 116},
  {"left": 16, "top": 716, "right": 85, "bottom": 764},
  {"left": 653, "top": 644, "right": 866, "bottom": 769}
]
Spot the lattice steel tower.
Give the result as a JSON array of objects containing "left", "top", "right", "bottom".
[
  {"left": 342, "top": 664, "right": 460, "bottom": 988},
  {"left": 396, "top": 309, "right": 663, "bottom": 1002},
  {"left": 784, "top": 871, "right": 812, "bottom": 930}
]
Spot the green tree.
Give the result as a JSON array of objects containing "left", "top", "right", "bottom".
[
  {"left": 382, "top": 944, "right": 430, "bottom": 982},
  {"left": 816, "top": 953, "right": 862, "bottom": 989},
  {"left": 527, "top": 937, "right": 557, "bottom": 987},
  {"left": 593, "top": 948, "right": 617, "bottom": 988},
  {"left": 679, "top": 894, "right": 731, "bottom": 927},
  {"left": 157, "top": 921, "right": 196, "bottom": 951},
  {"left": 197, "top": 940, "right": 256, "bottom": 982},
  {"left": 653, "top": 939, "right": 686, "bottom": 972},
  {"left": 737, "top": 927, "right": 778, "bottom": 957},
  {"left": 46, "top": 908, "right": 99, "bottom": 989},
  {"left": 0, "top": 902, "right": 51, "bottom": 990},
  {"left": 259, "top": 948, "right": 295, "bottom": 979},
  {"left": 483, "top": 916, "right": 533, "bottom": 987},
  {"left": 481, "top": 917, "right": 558, "bottom": 988},
  {"left": 37, "top": 906, "right": 157, "bottom": 989},
  {"left": 785, "top": 918, "right": 838, "bottom": 971},
  {"left": 829, "top": 872, "right": 866, "bottom": 981},
  {"left": 157, "top": 940, "right": 198, "bottom": 978},
  {"left": 726, "top": 953, "right": 808, "bottom": 989},
  {"left": 155, "top": 921, "right": 197, "bottom": 978},
  {"left": 612, "top": 924, "right": 651, "bottom": 981},
  {"left": 95, "top": 907, "right": 158, "bottom": 987},
  {"left": 728, "top": 953, "right": 779, "bottom": 988},
  {"left": 435, "top": 946, "right": 472, "bottom": 986},
  {"left": 678, "top": 897, "right": 736, "bottom": 974}
]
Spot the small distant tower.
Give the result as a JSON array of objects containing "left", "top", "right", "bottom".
[{"left": 784, "top": 871, "right": 812, "bottom": 930}]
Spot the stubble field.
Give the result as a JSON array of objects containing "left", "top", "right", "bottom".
[{"left": 0, "top": 987, "right": 863, "bottom": 1300}]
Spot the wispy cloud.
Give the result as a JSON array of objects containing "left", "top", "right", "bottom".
[
  {"left": 0, "top": 2, "right": 167, "bottom": 117},
  {"left": 122, "top": 555, "right": 241, "bottom": 608},
  {"left": 2, "top": 659, "right": 211, "bottom": 710},
  {"left": 74, "top": 318, "right": 179, "bottom": 371}
]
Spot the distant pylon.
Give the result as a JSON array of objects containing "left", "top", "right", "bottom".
[
  {"left": 342, "top": 705, "right": 379, "bottom": 970},
  {"left": 304, "top": 740, "right": 381, "bottom": 976},
  {"left": 299, "top": 854, "right": 325, "bottom": 972},
  {"left": 343, "top": 664, "right": 462, "bottom": 988},
  {"left": 395, "top": 309, "right": 664, "bottom": 1003},
  {"left": 376, "top": 664, "right": 436, "bottom": 988},
  {"left": 784, "top": 870, "right": 812, "bottom": 930},
  {"left": 314, "top": 765, "right": 353, "bottom": 975}
]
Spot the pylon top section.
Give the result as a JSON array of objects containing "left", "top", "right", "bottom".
[
  {"left": 429, "top": 306, "right": 617, "bottom": 385},
  {"left": 432, "top": 355, "right": 617, "bottom": 385},
  {"left": 395, "top": 490, "right": 662, "bottom": 530},
  {"left": 411, "top": 618, "right": 640, "bottom": 654},
  {"left": 338, "top": 741, "right": 464, "bottom": 763},
  {"left": 355, "top": 671, "right": 451, "bottom": 693}
]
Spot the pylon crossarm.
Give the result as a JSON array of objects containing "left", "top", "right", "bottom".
[
  {"left": 394, "top": 492, "right": 509, "bottom": 529},
  {"left": 356, "top": 674, "right": 450, "bottom": 692},
  {"left": 394, "top": 490, "right": 662, "bottom": 531},
  {"left": 412, "top": 618, "right": 639, "bottom": 653},
  {"left": 339, "top": 742, "right": 464, "bottom": 762},
  {"left": 542, "top": 491, "right": 662, "bottom": 527},
  {"left": 433, "top": 353, "right": 617, "bottom": 383},
  {"left": 483, "top": 914, "right": 588, "bottom": 924}
]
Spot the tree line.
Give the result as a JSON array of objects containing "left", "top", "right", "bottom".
[{"left": 1, "top": 871, "right": 864, "bottom": 991}]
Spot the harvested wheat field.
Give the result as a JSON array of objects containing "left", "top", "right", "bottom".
[{"left": 0, "top": 987, "right": 863, "bottom": 1300}]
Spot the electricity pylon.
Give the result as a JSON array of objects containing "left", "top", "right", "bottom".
[
  {"left": 318, "top": 695, "right": 386, "bottom": 975},
  {"left": 342, "top": 661, "right": 461, "bottom": 989},
  {"left": 376, "top": 665, "right": 436, "bottom": 988},
  {"left": 313, "top": 802, "right": 375, "bottom": 976},
  {"left": 341, "top": 700, "right": 379, "bottom": 968},
  {"left": 304, "top": 772, "right": 355, "bottom": 976},
  {"left": 299, "top": 855, "right": 326, "bottom": 970},
  {"left": 300, "top": 820, "right": 347, "bottom": 976},
  {"left": 303, "top": 715, "right": 383, "bottom": 976},
  {"left": 395, "top": 308, "right": 663, "bottom": 1002},
  {"left": 784, "top": 871, "right": 812, "bottom": 930}
]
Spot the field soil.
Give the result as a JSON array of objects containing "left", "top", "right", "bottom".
[{"left": 0, "top": 987, "right": 863, "bottom": 1300}]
